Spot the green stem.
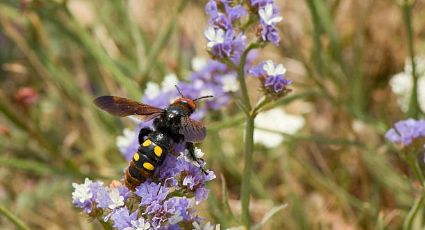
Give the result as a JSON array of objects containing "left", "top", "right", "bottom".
[
  {"left": 403, "top": 189, "right": 425, "bottom": 230},
  {"left": 402, "top": 1, "right": 420, "bottom": 118},
  {"left": 241, "top": 116, "right": 255, "bottom": 226},
  {"left": 237, "top": 43, "right": 260, "bottom": 227},
  {"left": 0, "top": 205, "right": 31, "bottom": 230},
  {"left": 406, "top": 155, "right": 424, "bottom": 185},
  {"left": 99, "top": 219, "right": 113, "bottom": 230}
]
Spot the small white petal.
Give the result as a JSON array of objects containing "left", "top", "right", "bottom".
[
  {"left": 259, "top": 4, "right": 282, "bottom": 25},
  {"left": 265, "top": 4, "right": 273, "bottom": 16},
  {"left": 275, "top": 64, "right": 286, "bottom": 75},
  {"left": 204, "top": 27, "right": 224, "bottom": 48},
  {"left": 194, "top": 147, "right": 205, "bottom": 158},
  {"left": 204, "top": 27, "right": 215, "bottom": 41},
  {"left": 221, "top": 74, "right": 239, "bottom": 92},
  {"left": 116, "top": 128, "right": 136, "bottom": 150},
  {"left": 258, "top": 8, "right": 267, "bottom": 21},
  {"left": 72, "top": 179, "right": 93, "bottom": 203},
  {"left": 162, "top": 73, "right": 179, "bottom": 92},
  {"left": 268, "top": 16, "right": 282, "bottom": 24},
  {"left": 108, "top": 189, "right": 124, "bottom": 209},
  {"left": 254, "top": 108, "right": 305, "bottom": 148},
  {"left": 192, "top": 57, "right": 207, "bottom": 72},
  {"left": 144, "top": 82, "right": 160, "bottom": 99},
  {"left": 263, "top": 60, "right": 275, "bottom": 75}
]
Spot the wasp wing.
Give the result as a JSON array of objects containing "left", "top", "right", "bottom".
[
  {"left": 179, "top": 116, "right": 207, "bottom": 143},
  {"left": 94, "top": 96, "right": 163, "bottom": 121}
]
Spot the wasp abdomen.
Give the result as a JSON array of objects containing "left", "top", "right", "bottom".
[{"left": 124, "top": 132, "right": 170, "bottom": 190}]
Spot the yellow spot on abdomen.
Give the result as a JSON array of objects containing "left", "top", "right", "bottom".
[
  {"left": 142, "top": 139, "right": 152, "bottom": 147},
  {"left": 143, "top": 162, "right": 155, "bottom": 171},
  {"left": 154, "top": 146, "right": 163, "bottom": 157},
  {"left": 133, "top": 153, "right": 140, "bottom": 161}
]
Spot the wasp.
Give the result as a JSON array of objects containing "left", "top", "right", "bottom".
[{"left": 94, "top": 87, "right": 212, "bottom": 190}]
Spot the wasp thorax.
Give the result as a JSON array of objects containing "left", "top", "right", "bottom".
[{"left": 173, "top": 97, "right": 197, "bottom": 113}]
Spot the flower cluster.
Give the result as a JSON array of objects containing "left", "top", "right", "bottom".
[
  {"left": 249, "top": 60, "right": 292, "bottom": 97},
  {"left": 385, "top": 119, "right": 425, "bottom": 159},
  {"left": 73, "top": 57, "right": 241, "bottom": 229},
  {"left": 252, "top": 1, "right": 282, "bottom": 45},
  {"left": 204, "top": 0, "right": 282, "bottom": 62},
  {"left": 385, "top": 119, "right": 425, "bottom": 146},
  {"left": 204, "top": 0, "right": 289, "bottom": 98},
  {"left": 389, "top": 55, "right": 425, "bottom": 113},
  {"left": 72, "top": 150, "right": 216, "bottom": 229},
  {"left": 204, "top": 0, "right": 247, "bottom": 63}
]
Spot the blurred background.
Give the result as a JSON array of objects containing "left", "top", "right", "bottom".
[{"left": 0, "top": 0, "right": 424, "bottom": 229}]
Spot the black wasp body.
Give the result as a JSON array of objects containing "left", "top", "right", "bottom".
[
  {"left": 94, "top": 92, "right": 211, "bottom": 190},
  {"left": 125, "top": 130, "right": 170, "bottom": 190}
]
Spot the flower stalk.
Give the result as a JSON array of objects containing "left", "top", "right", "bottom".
[
  {"left": 0, "top": 205, "right": 31, "bottom": 230},
  {"left": 402, "top": 0, "right": 420, "bottom": 118},
  {"left": 234, "top": 45, "right": 254, "bottom": 226}
]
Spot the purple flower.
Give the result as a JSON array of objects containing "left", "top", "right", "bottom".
[
  {"left": 110, "top": 207, "right": 138, "bottom": 230},
  {"left": 258, "top": 3, "right": 282, "bottom": 26},
  {"left": 204, "top": 0, "right": 248, "bottom": 62},
  {"left": 72, "top": 178, "right": 105, "bottom": 213},
  {"left": 264, "top": 75, "right": 292, "bottom": 93},
  {"left": 250, "top": 60, "right": 292, "bottom": 94},
  {"left": 385, "top": 119, "right": 425, "bottom": 146},
  {"left": 205, "top": 28, "right": 247, "bottom": 63},
  {"left": 257, "top": 3, "right": 282, "bottom": 45},
  {"left": 135, "top": 182, "right": 170, "bottom": 214},
  {"left": 260, "top": 24, "right": 280, "bottom": 45},
  {"left": 95, "top": 186, "right": 111, "bottom": 209},
  {"left": 226, "top": 5, "right": 247, "bottom": 21},
  {"left": 164, "top": 197, "right": 193, "bottom": 222},
  {"left": 248, "top": 0, "right": 274, "bottom": 9}
]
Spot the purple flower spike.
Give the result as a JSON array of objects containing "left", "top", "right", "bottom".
[{"left": 204, "top": 0, "right": 248, "bottom": 62}]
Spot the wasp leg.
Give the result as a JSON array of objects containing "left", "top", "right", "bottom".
[
  {"left": 138, "top": 127, "right": 153, "bottom": 144},
  {"left": 185, "top": 142, "right": 208, "bottom": 175}
]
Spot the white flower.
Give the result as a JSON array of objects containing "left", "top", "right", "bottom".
[
  {"left": 389, "top": 56, "right": 425, "bottom": 113},
  {"left": 200, "top": 88, "right": 215, "bottom": 98},
  {"left": 144, "top": 82, "right": 160, "bottom": 100},
  {"left": 116, "top": 128, "right": 136, "bottom": 150},
  {"left": 72, "top": 178, "right": 93, "bottom": 203},
  {"left": 204, "top": 27, "right": 225, "bottom": 48},
  {"left": 107, "top": 188, "right": 124, "bottom": 209},
  {"left": 221, "top": 74, "right": 239, "bottom": 92},
  {"left": 162, "top": 73, "right": 179, "bottom": 92},
  {"left": 144, "top": 73, "right": 178, "bottom": 100},
  {"left": 259, "top": 4, "right": 282, "bottom": 25},
  {"left": 124, "top": 218, "right": 151, "bottom": 230},
  {"left": 182, "top": 147, "right": 205, "bottom": 167},
  {"left": 263, "top": 60, "right": 286, "bottom": 76},
  {"left": 193, "top": 147, "right": 205, "bottom": 158},
  {"left": 192, "top": 221, "right": 220, "bottom": 230},
  {"left": 254, "top": 108, "right": 305, "bottom": 148},
  {"left": 192, "top": 57, "right": 207, "bottom": 72}
]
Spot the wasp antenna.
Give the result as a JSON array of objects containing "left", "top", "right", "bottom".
[
  {"left": 193, "top": 95, "right": 214, "bottom": 101},
  {"left": 175, "top": 85, "right": 185, "bottom": 97}
]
